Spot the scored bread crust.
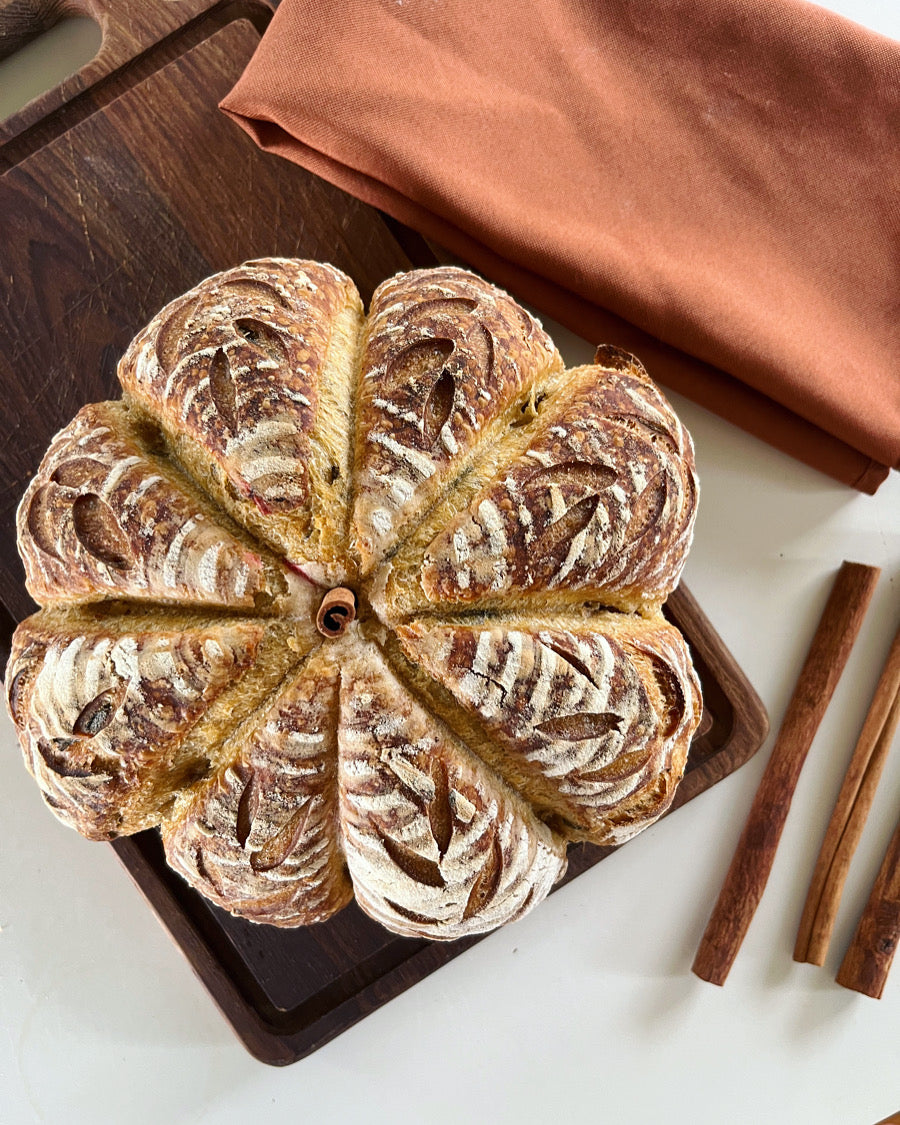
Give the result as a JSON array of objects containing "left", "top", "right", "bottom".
[
  {"left": 6, "top": 259, "right": 702, "bottom": 940},
  {"left": 394, "top": 611, "right": 702, "bottom": 846},
  {"left": 162, "top": 647, "right": 352, "bottom": 927},
  {"left": 352, "top": 267, "right": 564, "bottom": 573},
  {"left": 417, "top": 354, "right": 697, "bottom": 616},
  {"left": 17, "top": 401, "right": 288, "bottom": 612},
  {"left": 117, "top": 258, "right": 365, "bottom": 586},
  {"left": 6, "top": 611, "right": 265, "bottom": 840},
  {"left": 337, "top": 635, "right": 568, "bottom": 940}
]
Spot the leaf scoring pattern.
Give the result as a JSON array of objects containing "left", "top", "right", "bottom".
[
  {"left": 50, "top": 458, "right": 105, "bottom": 489},
  {"left": 73, "top": 687, "right": 124, "bottom": 737},
  {"left": 379, "top": 832, "right": 446, "bottom": 888},
  {"left": 26, "top": 486, "right": 61, "bottom": 560},
  {"left": 642, "top": 650, "right": 685, "bottom": 738},
  {"left": 422, "top": 368, "right": 456, "bottom": 447},
  {"left": 155, "top": 297, "right": 198, "bottom": 373},
  {"left": 404, "top": 297, "right": 478, "bottom": 319},
  {"left": 234, "top": 318, "right": 288, "bottom": 365},
  {"left": 386, "top": 338, "right": 454, "bottom": 391},
  {"left": 463, "top": 832, "right": 503, "bottom": 920},
  {"left": 208, "top": 349, "right": 237, "bottom": 434},
  {"left": 250, "top": 809, "right": 308, "bottom": 872},
  {"left": 235, "top": 771, "right": 260, "bottom": 848},
  {"left": 465, "top": 322, "right": 495, "bottom": 379},
  {"left": 535, "top": 712, "right": 622, "bottom": 742},
  {"left": 219, "top": 277, "right": 291, "bottom": 309},
  {"left": 427, "top": 758, "right": 453, "bottom": 859},
  {"left": 574, "top": 747, "right": 652, "bottom": 785},
  {"left": 533, "top": 494, "right": 599, "bottom": 563},
  {"left": 542, "top": 639, "right": 599, "bottom": 689},
  {"left": 6, "top": 668, "right": 29, "bottom": 726},
  {"left": 385, "top": 899, "right": 439, "bottom": 926},
  {"left": 525, "top": 460, "right": 617, "bottom": 495},
  {"left": 71, "top": 494, "right": 134, "bottom": 570},
  {"left": 624, "top": 471, "right": 668, "bottom": 545}
]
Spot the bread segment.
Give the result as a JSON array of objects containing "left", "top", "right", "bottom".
[
  {"left": 118, "top": 258, "right": 364, "bottom": 584},
  {"left": 163, "top": 648, "right": 351, "bottom": 927},
  {"left": 418, "top": 351, "right": 698, "bottom": 616},
  {"left": 396, "top": 611, "right": 702, "bottom": 845},
  {"left": 352, "top": 267, "right": 563, "bottom": 573},
  {"left": 6, "top": 611, "right": 265, "bottom": 840},
  {"left": 16, "top": 400, "right": 290, "bottom": 612},
  {"left": 336, "top": 637, "right": 567, "bottom": 940}
]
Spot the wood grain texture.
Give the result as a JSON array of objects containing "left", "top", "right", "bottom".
[
  {"left": 0, "top": 0, "right": 237, "bottom": 147},
  {"left": 0, "top": 0, "right": 67, "bottom": 61},
  {"left": 692, "top": 561, "right": 880, "bottom": 986},
  {"left": 794, "top": 619, "right": 900, "bottom": 965},
  {"left": 835, "top": 811, "right": 900, "bottom": 999},
  {"left": 1, "top": 0, "right": 768, "bottom": 1063}
]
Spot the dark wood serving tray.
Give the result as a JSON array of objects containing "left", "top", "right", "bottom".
[{"left": 0, "top": 0, "right": 769, "bottom": 1064}]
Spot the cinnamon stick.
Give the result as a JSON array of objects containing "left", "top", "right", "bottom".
[
  {"left": 836, "top": 807, "right": 900, "bottom": 999},
  {"left": 315, "top": 587, "right": 357, "bottom": 638},
  {"left": 794, "top": 620, "right": 900, "bottom": 965},
  {"left": 692, "top": 561, "right": 880, "bottom": 986}
]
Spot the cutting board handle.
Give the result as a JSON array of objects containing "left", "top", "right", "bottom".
[
  {"left": 0, "top": 1, "right": 240, "bottom": 156},
  {"left": 0, "top": 0, "right": 102, "bottom": 62}
]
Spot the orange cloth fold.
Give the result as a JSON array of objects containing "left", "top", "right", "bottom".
[{"left": 221, "top": 0, "right": 900, "bottom": 492}]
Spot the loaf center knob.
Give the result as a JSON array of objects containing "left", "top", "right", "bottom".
[{"left": 316, "top": 587, "right": 357, "bottom": 638}]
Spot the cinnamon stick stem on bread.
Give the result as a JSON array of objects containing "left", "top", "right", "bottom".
[
  {"left": 692, "top": 561, "right": 880, "bottom": 986},
  {"left": 794, "top": 619, "right": 900, "bottom": 965}
]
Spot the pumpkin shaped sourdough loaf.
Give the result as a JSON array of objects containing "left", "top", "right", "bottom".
[{"left": 6, "top": 259, "right": 702, "bottom": 939}]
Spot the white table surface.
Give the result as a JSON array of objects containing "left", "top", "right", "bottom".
[{"left": 1, "top": 2, "right": 899, "bottom": 1122}]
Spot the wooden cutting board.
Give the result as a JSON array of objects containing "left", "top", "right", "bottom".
[
  {"left": 0, "top": 0, "right": 768, "bottom": 1064},
  {"left": 0, "top": 0, "right": 414, "bottom": 634}
]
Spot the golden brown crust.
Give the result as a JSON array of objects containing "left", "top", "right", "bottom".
[
  {"left": 418, "top": 353, "right": 698, "bottom": 616},
  {"left": 162, "top": 649, "right": 352, "bottom": 927},
  {"left": 17, "top": 401, "right": 282, "bottom": 611},
  {"left": 337, "top": 638, "right": 567, "bottom": 940},
  {"left": 118, "top": 258, "right": 364, "bottom": 580},
  {"left": 8, "top": 261, "right": 702, "bottom": 940},
  {"left": 6, "top": 611, "right": 264, "bottom": 840},
  {"left": 395, "top": 611, "right": 701, "bottom": 845},
  {"left": 352, "top": 266, "right": 563, "bottom": 572}
]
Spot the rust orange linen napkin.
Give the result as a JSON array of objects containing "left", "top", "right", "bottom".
[{"left": 220, "top": 0, "right": 900, "bottom": 492}]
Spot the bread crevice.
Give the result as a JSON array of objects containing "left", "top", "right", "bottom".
[
  {"left": 124, "top": 408, "right": 292, "bottom": 612},
  {"left": 299, "top": 290, "right": 365, "bottom": 577},
  {"left": 363, "top": 356, "right": 572, "bottom": 604},
  {"left": 162, "top": 637, "right": 328, "bottom": 826}
]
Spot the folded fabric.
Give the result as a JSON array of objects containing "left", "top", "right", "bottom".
[{"left": 220, "top": 0, "right": 900, "bottom": 492}]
